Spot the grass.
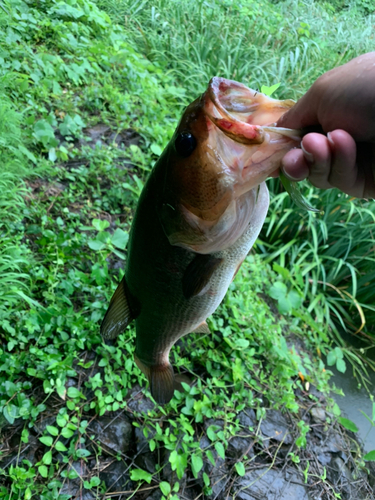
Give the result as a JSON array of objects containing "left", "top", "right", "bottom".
[
  {"left": 0, "top": 93, "right": 42, "bottom": 326},
  {"left": 260, "top": 181, "right": 375, "bottom": 380},
  {"left": 0, "top": 0, "right": 374, "bottom": 497}
]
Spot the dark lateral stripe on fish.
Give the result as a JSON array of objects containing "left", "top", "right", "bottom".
[
  {"left": 182, "top": 254, "right": 223, "bottom": 299},
  {"left": 100, "top": 276, "right": 139, "bottom": 339}
]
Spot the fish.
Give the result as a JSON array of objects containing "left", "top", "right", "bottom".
[{"left": 100, "top": 77, "right": 301, "bottom": 404}]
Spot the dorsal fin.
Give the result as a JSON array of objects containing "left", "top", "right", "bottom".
[
  {"left": 182, "top": 254, "right": 223, "bottom": 299},
  {"left": 100, "top": 276, "right": 139, "bottom": 339}
]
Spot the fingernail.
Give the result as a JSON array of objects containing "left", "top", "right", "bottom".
[
  {"left": 282, "top": 170, "right": 304, "bottom": 181},
  {"left": 327, "top": 132, "right": 334, "bottom": 147},
  {"left": 301, "top": 142, "right": 314, "bottom": 164}
]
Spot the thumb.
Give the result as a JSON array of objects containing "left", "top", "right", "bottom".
[{"left": 276, "top": 89, "right": 320, "bottom": 130}]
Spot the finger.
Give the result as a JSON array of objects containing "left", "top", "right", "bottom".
[
  {"left": 326, "top": 129, "right": 358, "bottom": 195},
  {"left": 353, "top": 142, "right": 375, "bottom": 199},
  {"left": 301, "top": 133, "right": 332, "bottom": 189},
  {"left": 280, "top": 148, "right": 310, "bottom": 180}
]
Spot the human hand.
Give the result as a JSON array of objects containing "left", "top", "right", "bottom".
[{"left": 276, "top": 52, "right": 375, "bottom": 199}]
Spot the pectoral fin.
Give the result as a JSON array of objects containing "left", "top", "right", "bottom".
[
  {"left": 100, "top": 276, "right": 139, "bottom": 339},
  {"left": 182, "top": 254, "right": 223, "bottom": 299}
]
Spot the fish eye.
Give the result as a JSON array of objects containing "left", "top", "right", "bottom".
[{"left": 174, "top": 132, "right": 197, "bottom": 158}]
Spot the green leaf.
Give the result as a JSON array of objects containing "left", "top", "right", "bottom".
[
  {"left": 234, "top": 339, "right": 250, "bottom": 349},
  {"left": 332, "top": 403, "right": 341, "bottom": 417},
  {"left": 111, "top": 228, "right": 129, "bottom": 249},
  {"left": 278, "top": 295, "right": 292, "bottom": 314},
  {"left": 214, "top": 442, "right": 225, "bottom": 460},
  {"left": 336, "top": 358, "right": 346, "bottom": 373},
  {"left": 92, "top": 219, "right": 110, "bottom": 231},
  {"left": 169, "top": 450, "right": 187, "bottom": 479},
  {"left": 334, "top": 347, "right": 344, "bottom": 359},
  {"left": 55, "top": 441, "right": 67, "bottom": 452},
  {"left": 130, "top": 469, "right": 152, "bottom": 483},
  {"left": 90, "top": 477, "right": 101, "bottom": 487},
  {"left": 5, "top": 381, "right": 16, "bottom": 397},
  {"left": 150, "top": 143, "right": 162, "bottom": 156},
  {"left": 260, "top": 82, "right": 281, "bottom": 96},
  {"left": 326, "top": 350, "right": 337, "bottom": 366},
  {"left": 56, "top": 414, "right": 67, "bottom": 427},
  {"left": 191, "top": 454, "right": 203, "bottom": 478},
  {"left": 288, "top": 290, "right": 303, "bottom": 309},
  {"left": 3, "top": 406, "right": 14, "bottom": 424},
  {"left": 160, "top": 482, "right": 171, "bottom": 496},
  {"left": 206, "top": 425, "right": 217, "bottom": 441},
  {"left": 112, "top": 248, "right": 126, "bottom": 259},
  {"left": 235, "top": 462, "right": 245, "bottom": 476},
  {"left": 269, "top": 281, "right": 287, "bottom": 300},
  {"left": 272, "top": 263, "right": 290, "bottom": 280},
  {"left": 338, "top": 417, "right": 358, "bottom": 433},
  {"left": 33, "top": 119, "right": 57, "bottom": 148},
  {"left": 42, "top": 450, "right": 52, "bottom": 465},
  {"left": 88, "top": 239, "right": 106, "bottom": 251},
  {"left": 67, "top": 469, "right": 78, "bottom": 479},
  {"left": 206, "top": 450, "right": 216, "bottom": 466},
  {"left": 203, "top": 472, "right": 210, "bottom": 487},
  {"left": 49, "top": 147, "right": 57, "bottom": 162},
  {"left": 21, "top": 429, "right": 29, "bottom": 444},
  {"left": 76, "top": 448, "right": 91, "bottom": 458},
  {"left": 67, "top": 387, "right": 82, "bottom": 399},
  {"left": 39, "top": 436, "right": 53, "bottom": 447},
  {"left": 46, "top": 425, "right": 59, "bottom": 436},
  {"left": 38, "top": 465, "right": 48, "bottom": 478},
  {"left": 67, "top": 400, "right": 75, "bottom": 411},
  {"left": 61, "top": 427, "right": 74, "bottom": 439},
  {"left": 363, "top": 450, "right": 375, "bottom": 461}
]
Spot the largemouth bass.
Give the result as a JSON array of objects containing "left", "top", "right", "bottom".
[{"left": 101, "top": 78, "right": 301, "bottom": 404}]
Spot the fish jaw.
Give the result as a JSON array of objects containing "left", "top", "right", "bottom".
[{"left": 205, "top": 77, "right": 302, "bottom": 196}]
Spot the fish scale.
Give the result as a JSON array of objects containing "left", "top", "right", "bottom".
[
  {"left": 128, "top": 176, "right": 268, "bottom": 366},
  {"left": 100, "top": 77, "right": 301, "bottom": 404}
]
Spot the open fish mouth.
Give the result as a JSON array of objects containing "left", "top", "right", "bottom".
[{"left": 205, "top": 77, "right": 302, "bottom": 145}]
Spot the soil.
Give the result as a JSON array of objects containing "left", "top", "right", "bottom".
[{"left": 1, "top": 352, "right": 374, "bottom": 500}]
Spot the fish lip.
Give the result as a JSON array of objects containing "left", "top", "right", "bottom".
[{"left": 204, "top": 77, "right": 302, "bottom": 143}]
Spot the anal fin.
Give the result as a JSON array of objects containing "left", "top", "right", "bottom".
[
  {"left": 182, "top": 254, "right": 223, "bottom": 299},
  {"left": 191, "top": 320, "right": 210, "bottom": 334},
  {"left": 100, "top": 275, "right": 139, "bottom": 339}
]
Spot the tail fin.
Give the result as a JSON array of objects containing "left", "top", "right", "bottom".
[{"left": 135, "top": 355, "right": 175, "bottom": 405}]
